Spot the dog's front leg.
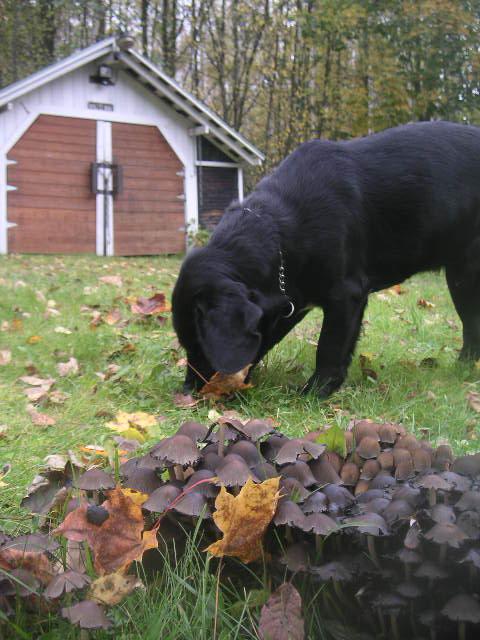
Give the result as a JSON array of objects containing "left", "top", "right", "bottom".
[{"left": 303, "top": 284, "right": 368, "bottom": 398}]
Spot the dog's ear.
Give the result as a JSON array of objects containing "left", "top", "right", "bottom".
[{"left": 195, "top": 296, "right": 263, "bottom": 374}]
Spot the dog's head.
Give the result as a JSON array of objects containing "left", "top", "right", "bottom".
[{"left": 172, "top": 248, "right": 264, "bottom": 391}]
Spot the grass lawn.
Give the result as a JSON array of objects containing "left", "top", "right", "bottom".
[{"left": 0, "top": 253, "right": 479, "bottom": 638}]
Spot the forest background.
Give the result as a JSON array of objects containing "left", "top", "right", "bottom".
[{"left": 1, "top": 0, "right": 480, "bottom": 183}]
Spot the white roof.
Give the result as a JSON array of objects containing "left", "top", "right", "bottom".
[{"left": 0, "top": 37, "right": 264, "bottom": 166}]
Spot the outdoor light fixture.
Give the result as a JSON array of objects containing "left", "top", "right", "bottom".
[
  {"left": 90, "top": 63, "right": 115, "bottom": 86},
  {"left": 117, "top": 32, "right": 135, "bottom": 51}
]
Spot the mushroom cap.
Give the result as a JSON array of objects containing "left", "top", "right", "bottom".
[
  {"left": 442, "top": 595, "right": 480, "bottom": 623},
  {"left": 280, "top": 543, "right": 310, "bottom": 572},
  {"left": 345, "top": 512, "right": 389, "bottom": 536},
  {"left": 281, "top": 461, "right": 317, "bottom": 487},
  {"left": 395, "top": 460, "right": 415, "bottom": 481},
  {"left": 252, "top": 461, "right": 278, "bottom": 481},
  {"left": 309, "top": 458, "right": 342, "bottom": 485},
  {"left": 324, "top": 451, "right": 343, "bottom": 473},
  {"left": 201, "top": 452, "right": 223, "bottom": 473},
  {"left": 357, "top": 489, "right": 386, "bottom": 504},
  {"left": 323, "top": 484, "right": 355, "bottom": 510},
  {"left": 123, "top": 467, "right": 163, "bottom": 494},
  {"left": 378, "top": 451, "right": 394, "bottom": 471},
  {"left": 440, "top": 472, "right": 471, "bottom": 493},
  {"left": 216, "top": 456, "right": 260, "bottom": 487},
  {"left": 391, "top": 485, "right": 421, "bottom": 506},
  {"left": 457, "top": 510, "right": 480, "bottom": 540},
  {"left": 275, "top": 438, "right": 325, "bottom": 465},
  {"left": 433, "top": 444, "right": 454, "bottom": 471},
  {"left": 273, "top": 500, "right": 307, "bottom": 528},
  {"left": 228, "top": 440, "right": 261, "bottom": 467},
  {"left": 302, "top": 491, "right": 328, "bottom": 514},
  {"left": 378, "top": 423, "right": 397, "bottom": 444},
  {"left": 455, "top": 490, "right": 480, "bottom": 512},
  {"left": 176, "top": 421, "right": 208, "bottom": 443},
  {"left": 340, "top": 462, "right": 360, "bottom": 486},
  {"left": 369, "top": 472, "right": 396, "bottom": 490},
  {"left": 371, "top": 593, "right": 407, "bottom": 611},
  {"left": 356, "top": 436, "right": 381, "bottom": 460},
  {"left": 388, "top": 493, "right": 415, "bottom": 516},
  {"left": 311, "top": 561, "right": 354, "bottom": 583},
  {"left": 279, "top": 477, "right": 310, "bottom": 502},
  {"left": 205, "top": 423, "right": 239, "bottom": 443},
  {"left": 303, "top": 513, "right": 338, "bottom": 535},
  {"left": 354, "top": 479, "right": 371, "bottom": 496},
  {"left": 412, "top": 449, "right": 432, "bottom": 472},
  {"left": 392, "top": 448, "right": 412, "bottom": 466},
  {"left": 150, "top": 435, "right": 201, "bottom": 466},
  {"left": 143, "top": 485, "right": 181, "bottom": 512},
  {"left": 261, "top": 435, "right": 289, "bottom": 462},
  {"left": 173, "top": 492, "right": 211, "bottom": 518},
  {"left": 430, "top": 504, "right": 456, "bottom": 525},
  {"left": 184, "top": 469, "right": 218, "bottom": 497},
  {"left": 360, "top": 459, "right": 380, "bottom": 481},
  {"left": 452, "top": 454, "right": 480, "bottom": 477},
  {"left": 414, "top": 561, "right": 448, "bottom": 580},
  {"left": 396, "top": 581, "right": 422, "bottom": 599},
  {"left": 353, "top": 421, "right": 380, "bottom": 444},
  {"left": 415, "top": 474, "right": 451, "bottom": 491},
  {"left": 397, "top": 548, "right": 422, "bottom": 564},
  {"left": 395, "top": 434, "right": 421, "bottom": 452},
  {"left": 404, "top": 522, "right": 421, "bottom": 550},
  {"left": 362, "top": 498, "right": 390, "bottom": 516},
  {"left": 424, "top": 522, "right": 468, "bottom": 548},
  {"left": 461, "top": 549, "right": 480, "bottom": 569},
  {"left": 241, "top": 418, "right": 275, "bottom": 441},
  {"left": 75, "top": 469, "right": 115, "bottom": 491}
]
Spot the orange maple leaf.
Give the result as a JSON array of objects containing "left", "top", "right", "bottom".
[{"left": 200, "top": 366, "right": 253, "bottom": 400}]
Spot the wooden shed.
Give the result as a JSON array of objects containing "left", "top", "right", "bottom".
[{"left": 0, "top": 36, "right": 264, "bottom": 255}]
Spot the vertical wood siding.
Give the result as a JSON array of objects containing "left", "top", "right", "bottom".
[
  {"left": 112, "top": 122, "right": 185, "bottom": 255},
  {"left": 7, "top": 115, "right": 96, "bottom": 253}
]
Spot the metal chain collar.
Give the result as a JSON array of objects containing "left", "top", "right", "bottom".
[{"left": 279, "top": 250, "right": 295, "bottom": 318}]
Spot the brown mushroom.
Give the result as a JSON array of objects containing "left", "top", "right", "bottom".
[
  {"left": 340, "top": 461, "right": 360, "bottom": 486},
  {"left": 275, "top": 438, "right": 326, "bottom": 465},
  {"left": 302, "top": 491, "right": 328, "bottom": 514},
  {"left": 75, "top": 469, "right": 115, "bottom": 491},
  {"left": 360, "top": 459, "right": 380, "bottom": 481},
  {"left": 176, "top": 421, "right": 209, "bottom": 443},
  {"left": 143, "top": 485, "right": 182, "bottom": 513},
  {"left": 415, "top": 474, "right": 451, "bottom": 506},
  {"left": 309, "top": 458, "right": 342, "bottom": 485},
  {"left": 228, "top": 440, "right": 261, "bottom": 467},
  {"left": 123, "top": 467, "right": 163, "bottom": 494},
  {"left": 441, "top": 594, "right": 480, "bottom": 640},
  {"left": 151, "top": 435, "right": 201, "bottom": 480},
  {"left": 356, "top": 436, "right": 381, "bottom": 460},
  {"left": 281, "top": 461, "right": 317, "bottom": 487}
]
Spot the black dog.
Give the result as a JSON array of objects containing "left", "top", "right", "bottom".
[{"left": 173, "top": 121, "right": 480, "bottom": 397}]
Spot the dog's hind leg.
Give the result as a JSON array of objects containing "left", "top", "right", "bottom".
[{"left": 446, "top": 253, "right": 480, "bottom": 361}]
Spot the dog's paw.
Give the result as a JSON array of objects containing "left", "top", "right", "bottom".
[{"left": 301, "top": 372, "right": 345, "bottom": 398}]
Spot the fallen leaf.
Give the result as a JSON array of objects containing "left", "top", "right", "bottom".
[
  {"left": 11, "top": 318, "right": 23, "bottom": 331},
  {"left": 121, "top": 488, "right": 149, "bottom": 506},
  {"left": 417, "top": 298, "right": 435, "bottom": 309},
  {"left": 0, "top": 546, "right": 53, "bottom": 584},
  {"left": 54, "top": 487, "right": 159, "bottom": 574},
  {"left": 104, "top": 308, "right": 122, "bottom": 325},
  {"left": 173, "top": 392, "right": 200, "bottom": 408},
  {"left": 0, "top": 463, "right": 11, "bottom": 488},
  {"left": 57, "top": 357, "right": 79, "bottom": 377},
  {"left": 27, "top": 405, "right": 56, "bottom": 426},
  {"left": 45, "top": 570, "right": 91, "bottom": 599},
  {"left": 0, "top": 349, "right": 11, "bottom": 365},
  {"left": 258, "top": 583, "right": 304, "bottom": 640},
  {"left": 387, "top": 284, "right": 406, "bottom": 295},
  {"left": 200, "top": 366, "right": 252, "bottom": 400},
  {"left": 27, "top": 335, "right": 43, "bottom": 344},
  {"left": 61, "top": 600, "right": 112, "bottom": 629},
  {"left": 105, "top": 411, "right": 158, "bottom": 443},
  {"left": 0, "top": 425, "right": 8, "bottom": 439},
  {"left": 206, "top": 477, "right": 280, "bottom": 564},
  {"left": 89, "top": 572, "right": 144, "bottom": 606},
  {"left": 54, "top": 326, "right": 72, "bottom": 334},
  {"left": 19, "top": 375, "right": 55, "bottom": 389},
  {"left": 130, "top": 293, "right": 170, "bottom": 315},
  {"left": 314, "top": 423, "right": 347, "bottom": 458},
  {"left": 99, "top": 275, "right": 123, "bottom": 288},
  {"left": 467, "top": 391, "right": 480, "bottom": 413}
]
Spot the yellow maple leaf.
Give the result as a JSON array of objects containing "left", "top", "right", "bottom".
[
  {"left": 121, "top": 488, "right": 148, "bottom": 506},
  {"left": 105, "top": 411, "right": 158, "bottom": 442},
  {"left": 89, "top": 571, "right": 144, "bottom": 606},
  {"left": 206, "top": 477, "right": 280, "bottom": 564}
]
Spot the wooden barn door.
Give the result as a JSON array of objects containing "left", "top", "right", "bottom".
[
  {"left": 111, "top": 122, "right": 185, "bottom": 255},
  {"left": 7, "top": 115, "right": 96, "bottom": 253}
]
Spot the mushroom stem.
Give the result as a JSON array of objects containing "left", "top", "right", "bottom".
[
  {"left": 390, "top": 613, "right": 400, "bottom": 640},
  {"left": 367, "top": 535, "right": 380, "bottom": 569},
  {"left": 315, "top": 534, "right": 323, "bottom": 558},
  {"left": 168, "top": 467, "right": 177, "bottom": 482},
  {"left": 377, "top": 609, "right": 386, "bottom": 637},
  {"left": 285, "top": 525, "right": 293, "bottom": 544},
  {"left": 428, "top": 487, "right": 437, "bottom": 507},
  {"left": 439, "top": 543, "right": 447, "bottom": 564},
  {"left": 173, "top": 464, "right": 184, "bottom": 481},
  {"left": 458, "top": 621, "right": 466, "bottom": 640},
  {"left": 218, "top": 424, "right": 225, "bottom": 457}
]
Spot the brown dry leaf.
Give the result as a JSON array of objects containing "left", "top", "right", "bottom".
[
  {"left": 57, "top": 357, "right": 79, "bottom": 377},
  {"left": 27, "top": 405, "right": 56, "bottom": 426},
  {"left": 258, "top": 583, "right": 305, "bottom": 640},
  {"left": 0, "top": 425, "right": 8, "bottom": 439},
  {"left": 200, "top": 366, "right": 252, "bottom": 400},
  {"left": 417, "top": 298, "right": 436, "bottom": 309},
  {"left": 0, "top": 349, "right": 11, "bottom": 365},
  {"left": 11, "top": 317, "right": 24, "bottom": 331},
  {"left": 130, "top": 293, "right": 170, "bottom": 316},
  {"left": 173, "top": 392, "right": 200, "bottom": 408},
  {"left": 61, "top": 600, "right": 112, "bottom": 629},
  {"left": 104, "top": 308, "right": 122, "bottom": 326},
  {"left": 176, "top": 357, "right": 188, "bottom": 367},
  {"left": 206, "top": 477, "right": 280, "bottom": 564},
  {"left": 54, "top": 487, "right": 159, "bottom": 574},
  {"left": 27, "top": 335, "right": 43, "bottom": 344},
  {"left": 89, "top": 572, "right": 144, "bottom": 606},
  {"left": 0, "top": 547, "right": 54, "bottom": 585},
  {"left": 48, "top": 390, "right": 69, "bottom": 405},
  {"left": 19, "top": 375, "right": 55, "bottom": 389},
  {"left": 24, "top": 386, "right": 50, "bottom": 403},
  {"left": 467, "top": 391, "right": 480, "bottom": 413},
  {"left": 105, "top": 411, "right": 158, "bottom": 443},
  {"left": 99, "top": 275, "right": 123, "bottom": 288},
  {"left": 387, "top": 284, "right": 406, "bottom": 295}
]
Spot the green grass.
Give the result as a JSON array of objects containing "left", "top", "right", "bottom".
[{"left": 0, "top": 254, "right": 479, "bottom": 637}]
